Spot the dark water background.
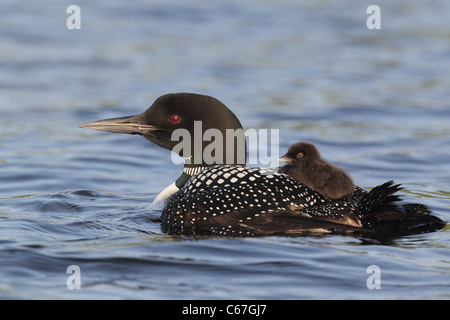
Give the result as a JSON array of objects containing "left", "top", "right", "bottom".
[{"left": 1, "top": 0, "right": 449, "bottom": 299}]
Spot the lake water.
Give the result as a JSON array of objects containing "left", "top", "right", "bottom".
[{"left": 1, "top": 0, "right": 449, "bottom": 299}]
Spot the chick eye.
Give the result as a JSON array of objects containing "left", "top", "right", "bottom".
[{"left": 169, "top": 114, "right": 180, "bottom": 124}]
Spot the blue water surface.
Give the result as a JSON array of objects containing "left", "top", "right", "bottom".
[{"left": 0, "top": 0, "right": 449, "bottom": 299}]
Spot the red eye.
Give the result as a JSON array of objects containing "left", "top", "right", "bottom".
[{"left": 169, "top": 114, "right": 180, "bottom": 124}]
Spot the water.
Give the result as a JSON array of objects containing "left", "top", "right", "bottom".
[{"left": 1, "top": 0, "right": 449, "bottom": 299}]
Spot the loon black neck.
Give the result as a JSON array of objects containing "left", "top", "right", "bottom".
[{"left": 175, "top": 165, "right": 209, "bottom": 188}]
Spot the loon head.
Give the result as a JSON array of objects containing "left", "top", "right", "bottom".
[
  {"left": 80, "top": 93, "right": 247, "bottom": 190},
  {"left": 279, "top": 142, "right": 321, "bottom": 165}
]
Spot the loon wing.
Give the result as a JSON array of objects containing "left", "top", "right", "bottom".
[{"left": 206, "top": 208, "right": 369, "bottom": 236}]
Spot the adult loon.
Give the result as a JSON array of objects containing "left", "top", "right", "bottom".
[
  {"left": 279, "top": 142, "right": 354, "bottom": 200},
  {"left": 80, "top": 93, "right": 445, "bottom": 237}
]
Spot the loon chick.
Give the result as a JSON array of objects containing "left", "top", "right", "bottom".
[
  {"left": 80, "top": 93, "right": 445, "bottom": 237},
  {"left": 279, "top": 142, "right": 354, "bottom": 200}
]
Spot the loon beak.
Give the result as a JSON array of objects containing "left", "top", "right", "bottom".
[{"left": 79, "top": 115, "right": 157, "bottom": 135}]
